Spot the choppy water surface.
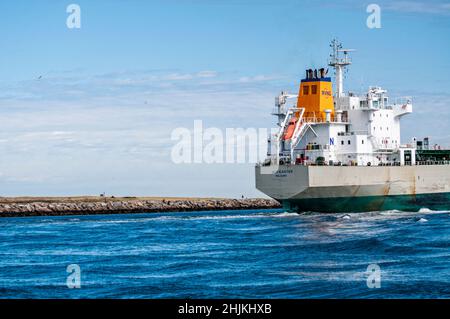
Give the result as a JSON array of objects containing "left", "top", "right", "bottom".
[{"left": 0, "top": 208, "right": 449, "bottom": 298}]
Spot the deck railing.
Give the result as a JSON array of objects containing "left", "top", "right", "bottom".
[{"left": 258, "top": 159, "right": 450, "bottom": 167}]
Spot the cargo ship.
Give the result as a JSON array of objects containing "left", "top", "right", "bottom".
[{"left": 255, "top": 40, "right": 450, "bottom": 212}]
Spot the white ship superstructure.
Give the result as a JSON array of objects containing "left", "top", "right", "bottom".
[
  {"left": 270, "top": 40, "right": 416, "bottom": 167},
  {"left": 256, "top": 40, "right": 450, "bottom": 212}
]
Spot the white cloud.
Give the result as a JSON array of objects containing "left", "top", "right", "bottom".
[
  {"left": 196, "top": 70, "right": 218, "bottom": 78},
  {"left": 385, "top": 1, "right": 450, "bottom": 15},
  {"left": 163, "top": 73, "right": 194, "bottom": 81},
  {"left": 0, "top": 69, "right": 282, "bottom": 197},
  {"left": 238, "top": 75, "right": 278, "bottom": 83},
  {"left": 318, "top": 0, "right": 450, "bottom": 16}
]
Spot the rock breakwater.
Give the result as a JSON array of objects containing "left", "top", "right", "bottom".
[{"left": 0, "top": 197, "right": 281, "bottom": 217}]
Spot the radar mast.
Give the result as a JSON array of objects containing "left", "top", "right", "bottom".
[{"left": 328, "top": 39, "right": 355, "bottom": 98}]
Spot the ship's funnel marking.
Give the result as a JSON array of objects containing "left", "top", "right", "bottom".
[{"left": 297, "top": 70, "right": 334, "bottom": 121}]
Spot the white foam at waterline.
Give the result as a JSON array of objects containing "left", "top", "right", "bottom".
[
  {"left": 274, "top": 212, "right": 299, "bottom": 218},
  {"left": 418, "top": 208, "right": 433, "bottom": 213},
  {"left": 417, "top": 217, "right": 428, "bottom": 223},
  {"left": 82, "top": 212, "right": 295, "bottom": 223},
  {"left": 359, "top": 209, "right": 449, "bottom": 220},
  {"left": 379, "top": 209, "right": 403, "bottom": 215}
]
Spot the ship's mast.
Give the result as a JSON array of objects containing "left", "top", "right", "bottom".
[{"left": 328, "top": 39, "right": 354, "bottom": 98}]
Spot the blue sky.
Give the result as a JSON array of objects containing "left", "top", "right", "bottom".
[{"left": 0, "top": 0, "right": 449, "bottom": 197}]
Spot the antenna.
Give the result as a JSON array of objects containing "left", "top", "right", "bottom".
[{"left": 328, "top": 39, "right": 355, "bottom": 98}]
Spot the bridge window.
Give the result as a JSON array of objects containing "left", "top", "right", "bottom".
[
  {"left": 341, "top": 140, "right": 344, "bottom": 145},
  {"left": 311, "top": 85, "right": 317, "bottom": 94},
  {"left": 348, "top": 140, "right": 351, "bottom": 145},
  {"left": 303, "top": 86, "right": 309, "bottom": 95}
]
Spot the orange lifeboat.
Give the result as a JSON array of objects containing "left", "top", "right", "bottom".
[{"left": 283, "top": 118, "right": 298, "bottom": 140}]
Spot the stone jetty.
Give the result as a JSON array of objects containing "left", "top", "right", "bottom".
[{"left": 0, "top": 197, "right": 281, "bottom": 218}]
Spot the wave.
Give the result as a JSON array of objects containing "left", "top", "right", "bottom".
[
  {"left": 273, "top": 212, "right": 299, "bottom": 218},
  {"left": 89, "top": 211, "right": 299, "bottom": 223}
]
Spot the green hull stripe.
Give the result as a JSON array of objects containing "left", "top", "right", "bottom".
[{"left": 283, "top": 192, "right": 450, "bottom": 213}]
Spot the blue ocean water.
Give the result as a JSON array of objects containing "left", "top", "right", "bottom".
[{"left": 0, "top": 208, "right": 449, "bottom": 298}]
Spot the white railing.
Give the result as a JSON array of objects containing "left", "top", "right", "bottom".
[
  {"left": 392, "top": 96, "right": 413, "bottom": 106},
  {"left": 258, "top": 159, "right": 450, "bottom": 167},
  {"left": 301, "top": 117, "right": 347, "bottom": 123}
]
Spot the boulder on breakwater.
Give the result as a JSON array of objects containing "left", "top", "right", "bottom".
[{"left": 0, "top": 197, "right": 281, "bottom": 218}]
